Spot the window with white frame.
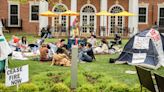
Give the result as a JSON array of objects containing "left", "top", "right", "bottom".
[
  {"left": 81, "top": 5, "right": 96, "bottom": 34},
  {"left": 159, "top": 8, "right": 164, "bottom": 26},
  {"left": 53, "top": 4, "right": 67, "bottom": 33},
  {"left": 9, "top": 4, "right": 19, "bottom": 26},
  {"left": 30, "top": 4, "right": 39, "bottom": 21},
  {"left": 138, "top": 6, "right": 148, "bottom": 23}
]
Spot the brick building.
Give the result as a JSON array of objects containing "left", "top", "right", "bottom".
[{"left": 0, "top": 0, "right": 164, "bottom": 37}]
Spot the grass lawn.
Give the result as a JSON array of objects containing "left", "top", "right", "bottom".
[{"left": 1, "top": 33, "right": 164, "bottom": 91}]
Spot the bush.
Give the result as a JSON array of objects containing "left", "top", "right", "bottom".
[
  {"left": 129, "top": 84, "right": 149, "bottom": 92},
  {"left": 77, "top": 84, "right": 95, "bottom": 92},
  {"left": 18, "top": 83, "right": 39, "bottom": 92},
  {"left": 50, "top": 83, "right": 70, "bottom": 92},
  {"left": 104, "top": 82, "right": 130, "bottom": 92},
  {"left": 0, "top": 83, "right": 9, "bottom": 92},
  {"left": 32, "top": 74, "right": 54, "bottom": 91}
]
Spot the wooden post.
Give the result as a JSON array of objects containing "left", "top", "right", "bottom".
[{"left": 71, "top": 45, "right": 78, "bottom": 89}]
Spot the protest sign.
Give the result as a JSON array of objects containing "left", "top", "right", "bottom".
[{"left": 5, "top": 65, "right": 29, "bottom": 87}]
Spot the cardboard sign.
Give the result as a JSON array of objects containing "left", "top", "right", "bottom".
[
  {"left": 132, "top": 53, "right": 146, "bottom": 63},
  {"left": 5, "top": 65, "right": 29, "bottom": 87},
  {"left": 133, "top": 36, "right": 150, "bottom": 49}
]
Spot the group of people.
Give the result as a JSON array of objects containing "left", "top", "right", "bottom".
[
  {"left": 87, "top": 34, "right": 122, "bottom": 54},
  {"left": 6, "top": 30, "right": 122, "bottom": 67}
]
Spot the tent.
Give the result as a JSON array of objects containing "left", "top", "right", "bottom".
[{"left": 111, "top": 28, "right": 164, "bottom": 69}]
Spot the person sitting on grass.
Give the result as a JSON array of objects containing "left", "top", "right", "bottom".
[
  {"left": 18, "top": 36, "right": 29, "bottom": 52},
  {"left": 8, "top": 35, "right": 20, "bottom": 51},
  {"left": 94, "top": 38, "right": 109, "bottom": 54},
  {"left": 56, "top": 39, "right": 66, "bottom": 48},
  {"left": 39, "top": 44, "right": 52, "bottom": 62},
  {"left": 40, "top": 27, "right": 47, "bottom": 38},
  {"left": 87, "top": 35, "right": 97, "bottom": 48},
  {"left": 109, "top": 34, "right": 122, "bottom": 49},
  {"left": 79, "top": 43, "right": 95, "bottom": 62},
  {"left": 51, "top": 47, "right": 71, "bottom": 66}
]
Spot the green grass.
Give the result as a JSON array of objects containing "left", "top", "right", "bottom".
[{"left": 1, "top": 33, "right": 164, "bottom": 91}]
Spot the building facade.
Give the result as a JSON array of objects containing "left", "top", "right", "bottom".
[{"left": 0, "top": 0, "right": 164, "bottom": 37}]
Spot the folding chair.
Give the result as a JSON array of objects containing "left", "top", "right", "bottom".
[
  {"left": 135, "top": 66, "right": 157, "bottom": 92},
  {"left": 154, "top": 73, "right": 164, "bottom": 92}
]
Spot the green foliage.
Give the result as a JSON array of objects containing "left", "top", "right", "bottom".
[
  {"left": 18, "top": 83, "right": 39, "bottom": 92},
  {"left": 77, "top": 84, "right": 95, "bottom": 92},
  {"left": 50, "top": 83, "right": 70, "bottom": 92},
  {"left": 32, "top": 74, "right": 54, "bottom": 91},
  {"left": 0, "top": 83, "right": 9, "bottom": 92},
  {"left": 129, "top": 84, "right": 150, "bottom": 92},
  {"left": 1, "top": 34, "right": 161, "bottom": 91},
  {"left": 104, "top": 82, "right": 130, "bottom": 92}
]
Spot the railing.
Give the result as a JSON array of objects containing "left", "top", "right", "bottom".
[
  {"left": 52, "top": 25, "right": 131, "bottom": 38},
  {"left": 98, "top": 26, "right": 131, "bottom": 38}
]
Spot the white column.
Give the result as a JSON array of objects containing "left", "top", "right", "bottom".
[
  {"left": 71, "top": 0, "right": 77, "bottom": 26},
  {"left": 128, "top": 0, "right": 139, "bottom": 37},
  {"left": 100, "top": 0, "right": 107, "bottom": 36},
  {"left": 39, "top": 0, "right": 48, "bottom": 35}
]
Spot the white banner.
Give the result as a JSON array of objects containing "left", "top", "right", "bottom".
[
  {"left": 132, "top": 53, "right": 146, "bottom": 64},
  {"left": 133, "top": 36, "right": 150, "bottom": 49},
  {"left": 5, "top": 65, "right": 29, "bottom": 87}
]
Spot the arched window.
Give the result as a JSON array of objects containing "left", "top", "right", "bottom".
[
  {"left": 80, "top": 4, "right": 96, "bottom": 35},
  {"left": 82, "top": 6, "right": 95, "bottom": 13},
  {"left": 109, "top": 5, "right": 124, "bottom": 36},
  {"left": 52, "top": 4, "right": 67, "bottom": 36}
]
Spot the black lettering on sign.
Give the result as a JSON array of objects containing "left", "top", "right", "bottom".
[
  {"left": 7, "top": 70, "right": 11, "bottom": 75},
  {"left": 9, "top": 74, "right": 20, "bottom": 81},
  {"left": 7, "top": 67, "right": 23, "bottom": 75},
  {"left": 11, "top": 79, "right": 22, "bottom": 85}
]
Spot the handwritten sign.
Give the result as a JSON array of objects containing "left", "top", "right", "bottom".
[
  {"left": 147, "top": 29, "right": 164, "bottom": 66},
  {"left": 5, "top": 65, "right": 29, "bottom": 87},
  {"left": 133, "top": 36, "right": 150, "bottom": 49},
  {"left": 132, "top": 53, "right": 146, "bottom": 63}
]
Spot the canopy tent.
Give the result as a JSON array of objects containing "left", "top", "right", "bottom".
[
  {"left": 113, "top": 11, "right": 136, "bottom": 37},
  {"left": 39, "top": 10, "right": 58, "bottom": 17},
  {"left": 110, "top": 29, "right": 164, "bottom": 69},
  {"left": 114, "top": 11, "right": 136, "bottom": 16},
  {"left": 60, "top": 10, "right": 80, "bottom": 38},
  {"left": 96, "top": 11, "right": 113, "bottom": 36}
]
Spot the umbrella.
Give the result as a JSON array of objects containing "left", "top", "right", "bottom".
[
  {"left": 39, "top": 11, "right": 58, "bottom": 37},
  {"left": 39, "top": 10, "right": 58, "bottom": 17},
  {"left": 60, "top": 10, "right": 80, "bottom": 38},
  {"left": 60, "top": 10, "right": 80, "bottom": 16},
  {"left": 96, "top": 10, "right": 114, "bottom": 36},
  {"left": 113, "top": 11, "right": 136, "bottom": 36},
  {"left": 114, "top": 11, "right": 136, "bottom": 16},
  {"left": 96, "top": 10, "right": 113, "bottom": 16}
]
